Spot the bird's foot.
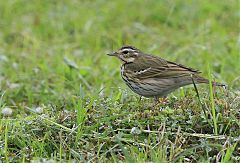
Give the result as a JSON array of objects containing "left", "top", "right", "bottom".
[
  {"left": 154, "top": 96, "right": 168, "bottom": 104},
  {"left": 153, "top": 96, "right": 168, "bottom": 109}
]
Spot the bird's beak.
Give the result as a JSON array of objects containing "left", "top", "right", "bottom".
[{"left": 107, "top": 51, "right": 118, "bottom": 56}]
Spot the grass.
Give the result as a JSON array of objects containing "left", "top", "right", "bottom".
[
  {"left": 0, "top": 0, "right": 239, "bottom": 162},
  {"left": 208, "top": 64, "right": 218, "bottom": 135}
]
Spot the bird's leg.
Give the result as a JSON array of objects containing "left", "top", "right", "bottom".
[
  {"left": 138, "top": 96, "right": 143, "bottom": 102},
  {"left": 154, "top": 96, "right": 159, "bottom": 105},
  {"left": 151, "top": 96, "right": 159, "bottom": 110}
]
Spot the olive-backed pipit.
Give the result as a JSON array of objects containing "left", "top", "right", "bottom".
[{"left": 107, "top": 46, "right": 225, "bottom": 101}]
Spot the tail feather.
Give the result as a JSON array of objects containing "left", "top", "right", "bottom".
[{"left": 192, "top": 75, "right": 226, "bottom": 87}]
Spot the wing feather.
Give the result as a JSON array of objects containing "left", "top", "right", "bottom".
[{"left": 124, "top": 54, "right": 201, "bottom": 80}]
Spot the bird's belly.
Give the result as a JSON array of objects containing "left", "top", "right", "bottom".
[
  {"left": 122, "top": 77, "right": 171, "bottom": 97},
  {"left": 122, "top": 76, "right": 192, "bottom": 97},
  {"left": 127, "top": 82, "right": 171, "bottom": 97},
  {"left": 132, "top": 85, "right": 163, "bottom": 97},
  {"left": 120, "top": 65, "right": 192, "bottom": 97}
]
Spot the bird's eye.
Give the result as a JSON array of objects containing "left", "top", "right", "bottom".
[{"left": 122, "top": 50, "right": 128, "bottom": 54}]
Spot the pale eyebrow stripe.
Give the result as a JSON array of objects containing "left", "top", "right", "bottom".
[{"left": 121, "top": 48, "right": 136, "bottom": 52}]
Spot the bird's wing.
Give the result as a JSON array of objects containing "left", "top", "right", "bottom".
[{"left": 126, "top": 55, "right": 201, "bottom": 79}]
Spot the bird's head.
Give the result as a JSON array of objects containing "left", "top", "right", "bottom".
[{"left": 107, "top": 46, "right": 140, "bottom": 63}]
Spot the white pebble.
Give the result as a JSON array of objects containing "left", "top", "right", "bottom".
[
  {"left": 1, "top": 107, "right": 13, "bottom": 116},
  {"left": 130, "top": 127, "right": 141, "bottom": 135},
  {"left": 34, "top": 106, "right": 44, "bottom": 113}
]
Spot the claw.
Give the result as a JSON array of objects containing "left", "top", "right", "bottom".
[{"left": 154, "top": 96, "right": 168, "bottom": 106}]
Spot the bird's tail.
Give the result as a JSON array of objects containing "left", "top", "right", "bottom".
[{"left": 192, "top": 75, "right": 226, "bottom": 87}]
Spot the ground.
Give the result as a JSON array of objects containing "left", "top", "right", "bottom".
[{"left": 0, "top": 0, "right": 239, "bottom": 162}]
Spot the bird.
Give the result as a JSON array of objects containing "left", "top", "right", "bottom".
[{"left": 107, "top": 45, "right": 225, "bottom": 102}]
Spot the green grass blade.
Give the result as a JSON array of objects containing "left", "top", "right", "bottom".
[{"left": 208, "top": 64, "right": 218, "bottom": 135}]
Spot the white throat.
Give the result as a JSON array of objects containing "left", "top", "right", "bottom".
[{"left": 119, "top": 56, "right": 135, "bottom": 63}]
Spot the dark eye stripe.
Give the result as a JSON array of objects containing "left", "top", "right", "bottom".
[{"left": 121, "top": 48, "right": 135, "bottom": 53}]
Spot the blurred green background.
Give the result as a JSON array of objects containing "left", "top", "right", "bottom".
[
  {"left": 0, "top": 0, "right": 239, "bottom": 104},
  {"left": 0, "top": 0, "right": 239, "bottom": 162}
]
